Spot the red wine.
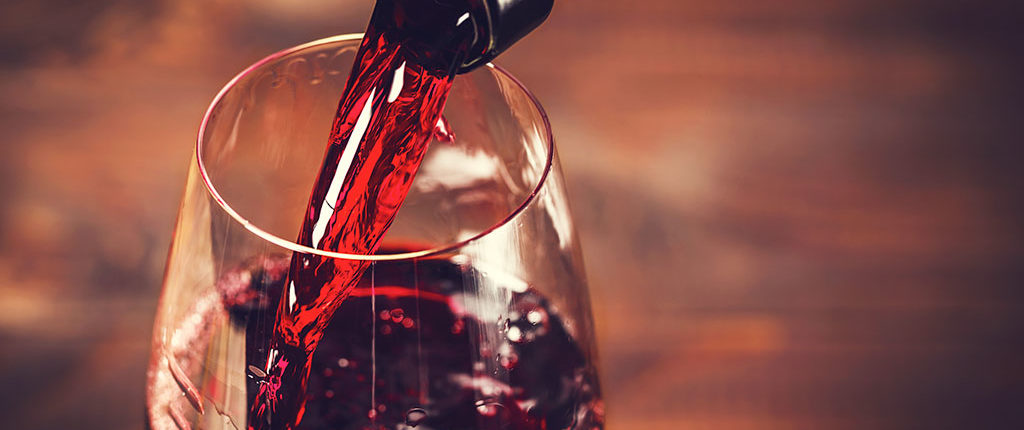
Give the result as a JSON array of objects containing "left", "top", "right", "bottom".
[
  {"left": 221, "top": 251, "right": 604, "bottom": 430},
  {"left": 252, "top": 1, "right": 480, "bottom": 428}
]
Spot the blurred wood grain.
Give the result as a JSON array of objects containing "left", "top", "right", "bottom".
[{"left": 1, "top": 0, "right": 1022, "bottom": 429}]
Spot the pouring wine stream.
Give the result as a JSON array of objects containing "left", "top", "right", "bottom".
[{"left": 249, "top": 1, "right": 553, "bottom": 428}]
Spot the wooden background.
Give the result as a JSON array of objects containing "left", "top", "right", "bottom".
[{"left": 1, "top": 0, "right": 1022, "bottom": 428}]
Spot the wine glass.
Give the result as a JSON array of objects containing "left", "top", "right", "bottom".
[{"left": 147, "top": 34, "right": 604, "bottom": 430}]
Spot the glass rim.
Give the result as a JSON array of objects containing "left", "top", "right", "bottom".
[{"left": 196, "top": 33, "right": 554, "bottom": 262}]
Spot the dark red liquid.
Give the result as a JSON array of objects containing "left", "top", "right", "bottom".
[
  {"left": 250, "top": 1, "right": 479, "bottom": 428},
  {"left": 222, "top": 252, "right": 604, "bottom": 430}
]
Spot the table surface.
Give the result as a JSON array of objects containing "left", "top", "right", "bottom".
[{"left": 1, "top": 0, "right": 1022, "bottom": 428}]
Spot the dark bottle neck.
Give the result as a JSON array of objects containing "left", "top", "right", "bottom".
[
  {"left": 366, "top": 0, "right": 554, "bottom": 74},
  {"left": 458, "top": 0, "right": 554, "bottom": 73}
]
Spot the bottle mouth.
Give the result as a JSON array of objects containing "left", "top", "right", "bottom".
[
  {"left": 457, "top": 0, "right": 554, "bottom": 74},
  {"left": 196, "top": 34, "right": 554, "bottom": 262},
  {"left": 458, "top": 1, "right": 494, "bottom": 73}
]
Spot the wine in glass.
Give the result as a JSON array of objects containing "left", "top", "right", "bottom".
[{"left": 146, "top": 34, "right": 604, "bottom": 430}]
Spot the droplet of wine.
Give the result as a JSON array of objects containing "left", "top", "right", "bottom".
[
  {"left": 433, "top": 116, "right": 455, "bottom": 143},
  {"left": 248, "top": 365, "right": 267, "bottom": 379},
  {"left": 475, "top": 400, "right": 503, "bottom": 417},
  {"left": 390, "top": 308, "right": 405, "bottom": 322},
  {"left": 405, "top": 408, "right": 428, "bottom": 427}
]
